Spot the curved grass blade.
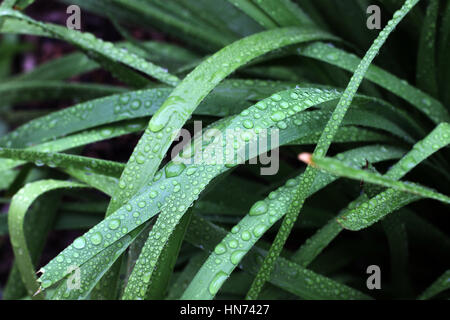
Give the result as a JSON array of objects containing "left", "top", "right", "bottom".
[
  {"left": 145, "top": 210, "right": 193, "bottom": 300},
  {"left": 35, "top": 85, "right": 415, "bottom": 299},
  {"left": 438, "top": 0, "right": 450, "bottom": 105},
  {"left": 0, "top": 80, "right": 296, "bottom": 148},
  {"left": 167, "top": 252, "right": 208, "bottom": 299},
  {"left": 8, "top": 180, "right": 86, "bottom": 298},
  {"left": 337, "top": 122, "right": 450, "bottom": 230},
  {"left": 63, "top": 168, "right": 119, "bottom": 196},
  {"left": 296, "top": 42, "right": 450, "bottom": 124},
  {"left": 253, "top": 0, "right": 313, "bottom": 27},
  {"left": 292, "top": 126, "right": 390, "bottom": 145},
  {"left": 3, "top": 189, "right": 60, "bottom": 299},
  {"left": 0, "top": 81, "right": 124, "bottom": 106},
  {"left": 246, "top": 0, "right": 421, "bottom": 299},
  {"left": 0, "top": 8, "right": 180, "bottom": 86},
  {"left": 37, "top": 87, "right": 343, "bottom": 298},
  {"left": 108, "top": 27, "right": 337, "bottom": 216},
  {"left": 0, "top": 88, "right": 171, "bottom": 148},
  {"left": 181, "top": 145, "right": 404, "bottom": 299},
  {"left": 382, "top": 213, "right": 411, "bottom": 297},
  {"left": 110, "top": 0, "right": 233, "bottom": 50},
  {"left": 184, "top": 215, "right": 371, "bottom": 300},
  {"left": 0, "top": 119, "right": 147, "bottom": 173},
  {"left": 416, "top": 0, "right": 439, "bottom": 96},
  {"left": 226, "top": 0, "right": 278, "bottom": 29},
  {"left": 0, "top": 148, "right": 124, "bottom": 177},
  {"left": 302, "top": 153, "right": 450, "bottom": 204}
]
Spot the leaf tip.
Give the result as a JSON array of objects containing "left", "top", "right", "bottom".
[
  {"left": 33, "top": 287, "right": 42, "bottom": 297},
  {"left": 298, "top": 152, "right": 313, "bottom": 165}
]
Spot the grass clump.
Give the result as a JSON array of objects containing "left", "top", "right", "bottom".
[{"left": 0, "top": 0, "right": 448, "bottom": 300}]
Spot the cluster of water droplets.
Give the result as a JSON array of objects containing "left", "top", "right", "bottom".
[
  {"left": 186, "top": 144, "right": 399, "bottom": 298},
  {"left": 339, "top": 123, "right": 450, "bottom": 230}
]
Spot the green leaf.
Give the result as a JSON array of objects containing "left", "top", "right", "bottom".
[
  {"left": 0, "top": 81, "right": 124, "bottom": 106},
  {"left": 297, "top": 42, "right": 450, "bottom": 124},
  {"left": 108, "top": 27, "right": 337, "bottom": 216},
  {"left": 184, "top": 215, "right": 371, "bottom": 300},
  {"left": 8, "top": 180, "right": 86, "bottom": 298},
  {"left": 226, "top": 0, "right": 278, "bottom": 29},
  {"left": 338, "top": 122, "right": 450, "bottom": 230},
  {"left": 246, "top": 0, "right": 421, "bottom": 299},
  {"left": 416, "top": 0, "right": 439, "bottom": 96},
  {"left": 37, "top": 86, "right": 343, "bottom": 298},
  {"left": 253, "top": 0, "right": 314, "bottom": 27},
  {"left": 0, "top": 147, "right": 124, "bottom": 177},
  {"left": 181, "top": 145, "right": 404, "bottom": 299},
  {"left": 0, "top": 8, "right": 180, "bottom": 86},
  {"left": 305, "top": 154, "right": 450, "bottom": 205}
]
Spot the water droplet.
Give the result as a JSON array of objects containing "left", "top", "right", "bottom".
[
  {"left": 73, "top": 237, "right": 86, "bottom": 249},
  {"left": 165, "top": 162, "right": 186, "bottom": 178},
  {"left": 90, "top": 232, "right": 103, "bottom": 245},
  {"left": 214, "top": 243, "right": 227, "bottom": 255},
  {"left": 243, "top": 120, "right": 254, "bottom": 129},
  {"left": 270, "top": 111, "right": 285, "bottom": 122},
  {"left": 228, "top": 239, "right": 238, "bottom": 249},
  {"left": 108, "top": 219, "right": 120, "bottom": 230},
  {"left": 241, "top": 231, "right": 251, "bottom": 241},
  {"left": 249, "top": 200, "right": 268, "bottom": 216},
  {"left": 208, "top": 271, "right": 228, "bottom": 296},
  {"left": 252, "top": 224, "right": 266, "bottom": 237}
]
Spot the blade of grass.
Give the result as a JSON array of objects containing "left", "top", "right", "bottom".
[
  {"left": 185, "top": 214, "right": 371, "bottom": 300},
  {"left": 0, "top": 148, "right": 124, "bottom": 177},
  {"left": 104, "top": 28, "right": 336, "bottom": 298},
  {"left": 438, "top": 0, "right": 450, "bottom": 106},
  {"left": 226, "top": 0, "right": 278, "bottom": 29},
  {"left": 8, "top": 180, "right": 86, "bottom": 298},
  {"left": 0, "top": 8, "right": 180, "bottom": 86},
  {"left": 296, "top": 42, "right": 450, "bottom": 124},
  {"left": 0, "top": 81, "right": 124, "bottom": 106},
  {"left": 37, "top": 87, "right": 344, "bottom": 298},
  {"left": 337, "top": 122, "right": 450, "bottom": 230},
  {"left": 302, "top": 154, "right": 450, "bottom": 204},
  {"left": 253, "top": 0, "right": 314, "bottom": 27},
  {"left": 416, "top": 0, "right": 439, "bottom": 96},
  {"left": 181, "top": 145, "right": 404, "bottom": 299},
  {"left": 246, "top": 0, "right": 421, "bottom": 299}
]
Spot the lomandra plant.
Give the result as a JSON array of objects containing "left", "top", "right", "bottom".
[{"left": 0, "top": 0, "right": 448, "bottom": 300}]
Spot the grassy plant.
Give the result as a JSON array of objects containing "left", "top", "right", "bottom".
[{"left": 0, "top": 0, "right": 448, "bottom": 300}]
